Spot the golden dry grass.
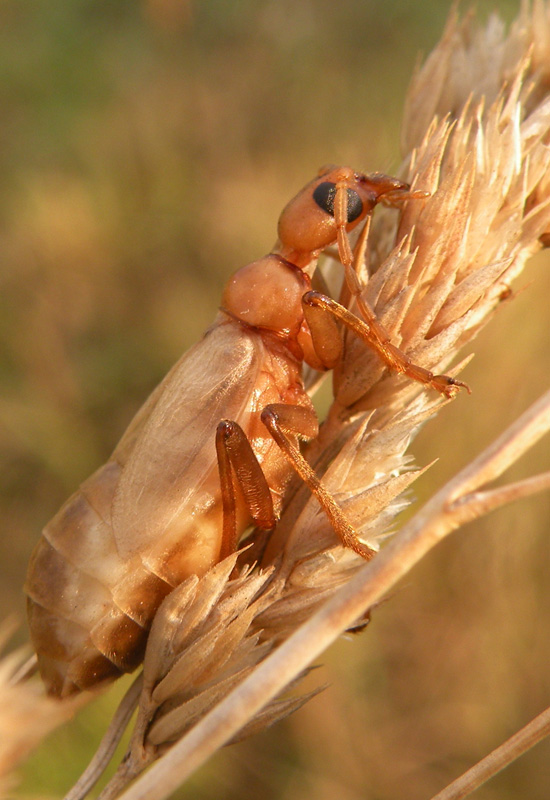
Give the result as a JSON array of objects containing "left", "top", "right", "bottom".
[{"left": 2, "top": 2, "right": 550, "bottom": 799}]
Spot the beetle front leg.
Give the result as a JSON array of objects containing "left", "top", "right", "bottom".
[
  {"left": 302, "top": 291, "right": 470, "bottom": 398},
  {"left": 261, "top": 403, "right": 376, "bottom": 560},
  {"left": 215, "top": 420, "right": 277, "bottom": 560}
]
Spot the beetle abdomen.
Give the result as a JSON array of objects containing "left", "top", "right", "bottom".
[{"left": 25, "top": 461, "right": 174, "bottom": 696}]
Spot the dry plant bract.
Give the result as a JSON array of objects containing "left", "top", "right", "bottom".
[
  {"left": 0, "top": 622, "right": 82, "bottom": 799},
  {"left": 13, "top": 4, "right": 550, "bottom": 800}
]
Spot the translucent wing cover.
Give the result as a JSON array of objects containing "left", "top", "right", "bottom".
[{"left": 111, "top": 322, "right": 262, "bottom": 561}]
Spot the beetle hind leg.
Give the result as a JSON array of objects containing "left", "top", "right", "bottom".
[{"left": 215, "top": 420, "right": 277, "bottom": 560}]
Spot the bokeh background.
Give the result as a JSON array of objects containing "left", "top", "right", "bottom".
[{"left": 2, "top": 1, "right": 550, "bottom": 798}]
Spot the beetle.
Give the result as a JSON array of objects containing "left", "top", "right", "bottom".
[{"left": 25, "top": 166, "right": 467, "bottom": 697}]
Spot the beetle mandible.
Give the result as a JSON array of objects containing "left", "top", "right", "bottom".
[{"left": 25, "top": 166, "right": 467, "bottom": 697}]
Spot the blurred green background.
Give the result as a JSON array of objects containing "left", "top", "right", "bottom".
[{"left": 2, "top": 0, "right": 550, "bottom": 798}]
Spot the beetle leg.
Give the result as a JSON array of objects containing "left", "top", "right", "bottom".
[
  {"left": 302, "top": 291, "right": 470, "bottom": 398},
  {"left": 319, "top": 186, "right": 463, "bottom": 395},
  {"left": 302, "top": 298, "right": 343, "bottom": 370},
  {"left": 261, "top": 403, "right": 376, "bottom": 560},
  {"left": 333, "top": 180, "right": 355, "bottom": 269},
  {"left": 215, "top": 420, "right": 276, "bottom": 560}
]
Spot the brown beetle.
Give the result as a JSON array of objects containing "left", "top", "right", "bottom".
[{"left": 25, "top": 166, "right": 467, "bottom": 697}]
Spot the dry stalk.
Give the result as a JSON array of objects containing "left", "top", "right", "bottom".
[
  {"left": 12, "top": 3, "right": 550, "bottom": 798},
  {"left": 0, "top": 622, "right": 83, "bottom": 797},
  {"left": 429, "top": 704, "right": 550, "bottom": 800}
]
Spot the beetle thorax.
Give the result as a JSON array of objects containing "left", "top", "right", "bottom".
[{"left": 221, "top": 254, "right": 309, "bottom": 336}]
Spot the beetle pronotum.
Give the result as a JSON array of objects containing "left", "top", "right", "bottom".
[{"left": 25, "top": 166, "right": 467, "bottom": 697}]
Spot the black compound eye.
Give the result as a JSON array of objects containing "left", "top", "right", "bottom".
[
  {"left": 313, "top": 182, "right": 363, "bottom": 223},
  {"left": 344, "top": 189, "right": 363, "bottom": 222}
]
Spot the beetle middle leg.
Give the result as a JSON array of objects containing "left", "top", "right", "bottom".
[
  {"left": 260, "top": 404, "right": 376, "bottom": 560},
  {"left": 216, "top": 408, "right": 376, "bottom": 562}
]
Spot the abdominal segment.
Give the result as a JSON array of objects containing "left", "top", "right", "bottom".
[{"left": 25, "top": 460, "right": 223, "bottom": 697}]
